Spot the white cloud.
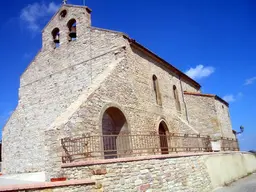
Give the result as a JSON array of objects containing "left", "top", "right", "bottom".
[
  {"left": 222, "top": 95, "right": 235, "bottom": 103},
  {"left": 185, "top": 65, "right": 215, "bottom": 80},
  {"left": 244, "top": 76, "right": 256, "bottom": 85},
  {"left": 20, "top": 2, "right": 59, "bottom": 32},
  {"left": 222, "top": 92, "right": 243, "bottom": 103}
]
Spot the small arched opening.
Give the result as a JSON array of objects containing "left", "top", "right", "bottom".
[
  {"left": 52, "top": 28, "right": 60, "bottom": 48},
  {"left": 173, "top": 85, "right": 181, "bottom": 112},
  {"left": 59, "top": 10, "right": 67, "bottom": 19},
  {"left": 153, "top": 75, "right": 162, "bottom": 105},
  {"left": 67, "top": 19, "right": 77, "bottom": 41},
  {"left": 102, "top": 107, "right": 129, "bottom": 159},
  {"left": 158, "top": 121, "right": 169, "bottom": 154}
]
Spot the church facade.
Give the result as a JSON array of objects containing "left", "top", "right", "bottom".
[{"left": 2, "top": 4, "right": 234, "bottom": 176}]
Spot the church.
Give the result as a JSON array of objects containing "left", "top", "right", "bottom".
[{"left": 2, "top": 2, "right": 236, "bottom": 181}]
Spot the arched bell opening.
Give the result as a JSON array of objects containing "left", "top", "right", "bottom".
[
  {"left": 158, "top": 121, "right": 169, "bottom": 154},
  {"left": 102, "top": 107, "right": 129, "bottom": 159},
  {"left": 52, "top": 28, "right": 60, "bottom": 48},
  {"left": 67, "top": 19, "right": 77, "bottom": 41}
]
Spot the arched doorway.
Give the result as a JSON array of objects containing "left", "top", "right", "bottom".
[
  {"left": 159, "top": 121, "right": 169, "bottom": 154},
  {"left": 102, "top": 107, "right": 129, "bottom": 159}
]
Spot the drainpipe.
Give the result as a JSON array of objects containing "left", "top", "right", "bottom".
[{"left": 179, "top": 76, "right": 189, "bottom": 122}]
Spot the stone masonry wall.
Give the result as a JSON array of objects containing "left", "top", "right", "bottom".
[
  {"left": 42, "top": 43, "right": 205, "bottom": 179},
  {"left": 184, "top": 95, "right": 221, "bottom": 136},
  {"left": 3, "top": 4, "right": 233, "bottom": 176},
  {"left": 52, "top": 44, "right": 203, "bottom": 140},
  {"left": 63, "top": 155, "right": 212, "bottom": 192},
  {"left": 184, "top": 94, "right": 233, "bottom": 138},
  {"left": 2, "top": 5, "right": 128, "bottom": 174},
  {"left": 214, "top": 100, "right": 234, "bottom": 138}
]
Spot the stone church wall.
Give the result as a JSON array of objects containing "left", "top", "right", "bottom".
[
  {"left": 184, "top": 95, "right": 219, "bottom": 136},
  {"left": 214, "top": 100, "right": 234, "bottom": 138},
  {"left": 42, "top": 41, "right": 203, "bottom": 179},
  {"left": 184, "top": 94, "right": 233, "bottom": 138},
  {"left": 2, "top": 24, "right": 127, "bottom": 174},
  {"left": 2, "top": 4, "right": 234, "bottom": 176}
]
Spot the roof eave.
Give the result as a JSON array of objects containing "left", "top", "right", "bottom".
[
  {"left": 184, "top": 92, "right": 229, "bottom": 107},
  {"left": 124, "top": 36, "right": 201, "bottom": 89}
]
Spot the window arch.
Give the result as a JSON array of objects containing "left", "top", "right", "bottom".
[
  {"left": 158, "top": 121, "right": 169, "bottom": 154},
  {"left": 153, "top": 75, "right": 162, "bottom": 105},
  {"left": 52, "top": 28, "right": 60, "bottom": 48},
  {"left": 59, "top": 10, "right": 67, "bottom": 19},
  {"left": 102, "top": 107, "right": 129, "bottom": 159},
  {"left": 173, "top": 85, "right": 181, "bottom": 112},
  {"left": 67, "top": 19, "right": 77, "bottom": 41}
]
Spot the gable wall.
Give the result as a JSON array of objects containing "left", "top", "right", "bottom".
[{"left": 2, "top": 27, "right": 127, "bottom": 174}]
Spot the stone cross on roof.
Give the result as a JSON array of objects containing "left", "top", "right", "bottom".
[{"left": 62, "top": 0, "right": 67, "bottom": 4}]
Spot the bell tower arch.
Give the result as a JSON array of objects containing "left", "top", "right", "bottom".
[{"left": 42, "top": 4, "right": 92, "bottom": 50}]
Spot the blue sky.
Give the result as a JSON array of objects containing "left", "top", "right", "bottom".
[{"left": 0, "top": 0, "right": 255, "bottom": 150}]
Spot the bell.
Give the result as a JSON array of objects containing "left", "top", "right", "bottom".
[
  {"left": 69, "top": 26, "right": 77, "bottom": 38},
  {"left": 54, "top": 34, "right": 60, "bottom": 43}
]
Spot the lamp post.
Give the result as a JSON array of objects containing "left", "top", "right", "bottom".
[
  {"left": 236, "top": 126, "right": 244, "bottom": 135},
  {"left": 233, "top": 126, "right": 244, "bottom": 136}
]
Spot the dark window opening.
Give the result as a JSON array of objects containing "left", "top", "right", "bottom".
[
  {"left": 59, "top": 10, "right": 67, "bottom": 19},
  {"left": 173, "top": 85, "right": 181, "bottom": 112},
  {"left": 67, "top": 19, "right": 77, "bottom": 41},
  {"left": 153, "top": 75, "right": 162, "bottom": 105},
  {"left": 159, "top": 121, "right": 169, "bottom": 154},
  {"left": 52, "top": 28, "right": 60, "bottom": 48}
]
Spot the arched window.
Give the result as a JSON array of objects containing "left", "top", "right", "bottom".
[
  {"left": 153, "top": 75, "right": 162, "bottom": 105},
  {"left": 59, "top": 10, "right": 67, "bottom": 19},
  {"left": 159, "top": 121, "right": 169, "bottom": 154},
  {"left": 173, "top": 85, "right": 181, "bottom": 112},
  {"left": 67, "top": 19, "right": 77, "bottom": 41},
  {"left": 52, "top": 28, "right": 60, "bottom": 48}
]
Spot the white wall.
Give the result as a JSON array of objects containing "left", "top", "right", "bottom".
[{"left": 204, "top": 152, "right": 256, "bottom": 189}]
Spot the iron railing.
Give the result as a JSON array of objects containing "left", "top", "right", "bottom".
[
  {"left": 61, "top": 132, "right": 212, "bottom": 163},
  {"left": 221, "top": 137, "right": 239, "bottom": 151}
]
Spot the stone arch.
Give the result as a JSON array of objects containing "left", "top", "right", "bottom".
[
  {"left": 154, "top": 117, "right": 170, "bottom": 133},
  {"left": 67, "top": 18, "right": 77, "bottom": 41},
  {"left": 100, "top": 104, "right": 130, "bottom": 159},
  {"left": 99, "top": 103, "right": 130, "bottom": 133},
  {"left": 51, "top": 28, "right": 60, "bottom": 48},
  {"left": 152, "top": 75, "right": 162, "bottom": 105},
  {"left": 158, "top": 120, "right": 169, "bottom": 154}
]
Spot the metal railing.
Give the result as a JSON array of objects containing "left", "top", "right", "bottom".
[
  {"left": 61, "top": 132, "right": 212, "bottom": 163},
  {"left": 221, "top": 137, "right": 239, "bottom": 151}
]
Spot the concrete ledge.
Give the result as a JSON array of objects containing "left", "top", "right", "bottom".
[
  {"left": 62, "top": 151, "right": 250, "bottom": 168},
  {"left": 0, "top": 179, "right": 95, "bottom": 192}
]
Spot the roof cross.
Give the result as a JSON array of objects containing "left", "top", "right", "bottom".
[{"left": 62, "top": 0, "right": 67, "bottom": 4}]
